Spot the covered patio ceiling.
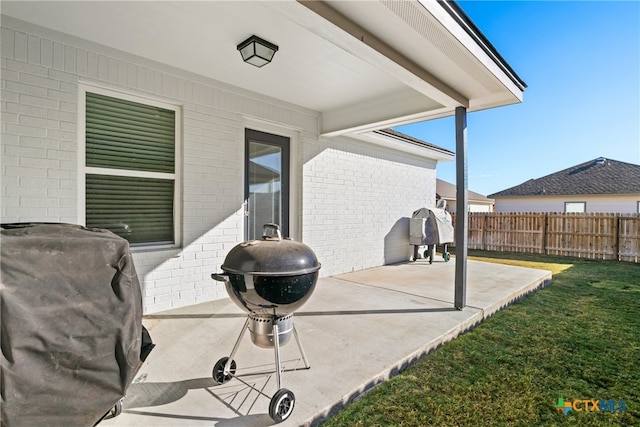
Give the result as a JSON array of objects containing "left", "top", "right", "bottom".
[{"left": 1, "top": 0, "right": 525, "bottom": 137}]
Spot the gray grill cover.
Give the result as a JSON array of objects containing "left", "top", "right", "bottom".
[
  {"left": 1, "top": 223, "right": 149, "bottom": 426},
  {"left": 409, "top": 207, "right": 454, "bottom": 245}
]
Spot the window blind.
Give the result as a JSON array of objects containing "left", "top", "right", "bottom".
[
  {"left": 86, "top": 92, "right": 175, "bottom": 173},
  {"left": 85, "top": 92, "right": 176, "bottom": 245}
]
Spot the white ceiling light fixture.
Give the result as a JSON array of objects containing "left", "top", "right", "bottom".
[{"left": 237, "top": 35, "right": 279, "bottom": 68}]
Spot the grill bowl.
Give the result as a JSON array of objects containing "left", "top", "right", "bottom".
[{"left": 213, "top": 224, "right": 320, "bottom": 316}]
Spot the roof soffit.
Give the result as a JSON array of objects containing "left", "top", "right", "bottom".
[{"left": 1, "top": 0, "right": 524, "bottom": 137}]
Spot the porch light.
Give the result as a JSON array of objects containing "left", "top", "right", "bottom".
[{"left": 237, "top": 35, "right": 279, "bottom": 68}]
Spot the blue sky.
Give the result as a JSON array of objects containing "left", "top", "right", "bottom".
[{"left": 395, "top": 0, "right": 640, "bottom": 196}]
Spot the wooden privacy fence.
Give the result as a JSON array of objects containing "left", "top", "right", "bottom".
[{"left": 450, "top": 212, "right": 640, "bottom": 263}]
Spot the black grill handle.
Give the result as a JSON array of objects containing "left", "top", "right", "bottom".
[
  {"left": 262, "top": 223, "right": 282, "bottom": 241},
  {"left": 211, "top": 273, "right": 228, "bottom": 282}
]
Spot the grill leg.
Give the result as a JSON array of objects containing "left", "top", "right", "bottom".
[
  {"left": 292, "top": 325, "right": 310, "bottom": 369},
  {"left": 225, "top": 317, "right": 250, "bottom": 375},
  {"left": 272, "top": 320, "right": 283, "bottom": 390}
]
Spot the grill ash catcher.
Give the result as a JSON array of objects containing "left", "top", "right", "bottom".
[{"left": 211, "top": 223, "right": 320, "bottom": 423}]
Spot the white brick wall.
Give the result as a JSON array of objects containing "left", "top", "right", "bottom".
[
  {"left": 2, "top": 16, "right": 440, "bottom": 313},
  {"left": 302, "top": 136, "right": 437, "bottom": 276}
]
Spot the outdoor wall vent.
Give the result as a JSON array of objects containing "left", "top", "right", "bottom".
[{"left": 237, "top": 35, "right": 278, "bottom": 68}]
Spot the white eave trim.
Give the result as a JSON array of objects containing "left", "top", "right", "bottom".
[
  {"left": 349, "top": 131, "right": 455, "bottom": 162},
  {"left": 420, "top": 0, "right": 525, "bottom": 100}
]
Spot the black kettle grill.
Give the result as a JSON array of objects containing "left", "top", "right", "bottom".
[{"left": 211, "top": 223, "right": 320, "bottom": 423}]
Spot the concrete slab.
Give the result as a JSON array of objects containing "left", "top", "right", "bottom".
[{"left": 100, "top": 259, "right": 551, "bottom": 427}]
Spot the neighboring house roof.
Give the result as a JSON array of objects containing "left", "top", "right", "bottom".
[
  {"left": 489, "top": 157, "right": 640, "bottom": 198},
  {"left": 436, "top": 179, "right": 494, "bottom": 203}
]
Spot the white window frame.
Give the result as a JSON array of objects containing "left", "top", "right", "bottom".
[
  {"left": 78, "top": 84, "right": 182, "bottom": 249},
  {"left": 564, "top": 201, "right": 586, "bottom": 213}
]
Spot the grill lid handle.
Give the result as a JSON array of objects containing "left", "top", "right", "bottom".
[{"left": 262, "top": 223, "right": 282, "bottom": 241}]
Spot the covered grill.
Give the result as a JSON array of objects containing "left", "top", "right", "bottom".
[
  {"left": 211, "top": 223, "right": 320, "bottom": 423},
  {"left": 0, "top": 223, "right": 154, "bottom": 426},
  {"left": 410, "top": 207, "right": 454, "bottom": 263}
]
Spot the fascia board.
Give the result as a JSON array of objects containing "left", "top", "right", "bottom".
[
  {"left": 349, "top": 132, "right": 455, "bottom": 162},
  {"left": 419, "top": 0, "right": 524, "bottom": 102}
]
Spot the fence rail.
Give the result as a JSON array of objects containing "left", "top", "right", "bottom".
[{"left": 450, "top": 212, "right": 640, "bottom": 263}]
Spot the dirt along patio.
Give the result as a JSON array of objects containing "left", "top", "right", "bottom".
[{"left": 101, "top": 257, "right": 551, "bottom": 427}]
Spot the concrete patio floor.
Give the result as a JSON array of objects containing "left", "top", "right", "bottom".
[{"left": 101, "top": 257, "right": 551, "bottom": 427}]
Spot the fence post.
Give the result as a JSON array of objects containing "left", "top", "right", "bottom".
[
  {"left": 482, "top": 213, "right": 487, "bottom": 251},
  {"left": 615, "top": 214, "right": 620, "bottom": 262},
  {"left": 543, "top": 213, "right": 548, "bottom": 255}
]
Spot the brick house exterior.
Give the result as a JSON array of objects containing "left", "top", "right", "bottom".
[{"left": 1, "top": 2, "right": 524, "bottom": 313}]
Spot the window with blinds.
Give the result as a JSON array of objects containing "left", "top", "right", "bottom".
[{"left": 84, "top": 91, "right": 178, "bottom": 246}]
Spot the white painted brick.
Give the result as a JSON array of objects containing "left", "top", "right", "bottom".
[
  {"left": 4, "top": 184, "right": 46, "bottom": 197},
  {"left": 154, "top": 293, "right": 173, "bottom": 304},
  {"left": 5, "top": 144, "right": 47, "bottom": 158},
  {"left": 1, "top": 27, "right": 15, "bottom": 58},
  {"left": 108, "top": 57, "right": 118, "bottom": 84},
  {"left": 47, "top": 109, "right": 76, "bottom": 122},
  {"left": 59, "top": 101, "right": 76, "bottom": 113},
  {"left": 47, "top": 169, "right": 74, "bottom": 179},
  {"left": 118, "top": 60, "right": 127, "bottom": 85},
  {"left": 150, "top": 301, "right": 172, "bottom": 312},
  {"left": 2, "top": 112, "right": 18, "bottom": 123},
  {"left": 127, "top": 63, "right": 136, "bottom": 87},
  {"left": 40, "top": 39, "right": 53, "bottom": 67},
  {"left": 13, "top": 31, "right": 28, "bottom": 62},
  {"left": 76, "top": 49, "right": 87, "bottom": 75},
  {"left": 27, "top": 35, "right": 40, "bottom": 64},
  {"left": 5, "top": 123, "right": 46, "bottom": 138},
  {"left": 1, "top": 196, "right": 20, "bottom": 208},
  {"left": 19, "top": 156, "right": 59, "bottom": 169},
  {"left": 47, "top": 88, "right": 75, "bottom": 103},
  {"left": 155, "top": 277, "right": 182, "bottom": 288},
  {"left": 46, "top": 129, "right": 76, "bottom": 141},
  {"left": 20, "top": 93, "right": 59, "bottom": 109},
  {"left": 2, "top": 68, "right": 19, "bottom": 82},
  {"left": 6, "top": 102, "right": 47, "bottom": 117},
  {"left": 5, "top": 207, "right": 49, "bottom": 221},
  {"left": 19, "top": 115, "right": 59, "bottom": 130},
  {"left": 87, "top": 51, "right": 98, "bottom": 77},
  {"left": 1, "top": 89, "right": 18, "bottom": 102},
  {"left": 21, "top": 196, "right": 57, "bottom": 207},
  {"left": 5, "top": 58, "right": 47, "bottom": 76},
  {"left": 21, "top": 136, "right": 60, "bottom": 150},
  {"left": 6, "top": 165, "right": 50, "bottom": 179},
  {"left": 6, "top": 80, "right": 47, "bottom": 97},
  {"left": 64, "top": 45, "right": 75, "bottom": 72},
  {"left": 58, "top": 159, "right": 77, "bottom": 170},
  {"left": 97, "top": 55, "right": 108, "bottom": 80},
  {"left": 48, "top": 68, "right": 77, "bottom": 84},
  {"left": 59, "top": 121, "right": 75, "bottom": 132},
  {"left": 52, "top": 41, "right": 64, "bottom": 70}
]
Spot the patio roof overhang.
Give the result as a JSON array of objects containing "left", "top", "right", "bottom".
[{"left": 1, "top": 0, "right": 525, "bottom": 138}]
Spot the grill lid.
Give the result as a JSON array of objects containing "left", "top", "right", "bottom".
[{"left": 221, "top": 224, "right": 320, "bottom": 276}]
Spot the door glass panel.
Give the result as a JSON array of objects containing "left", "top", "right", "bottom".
[{"left": 247, "top": 141, "right": 283, "bottom": 240}]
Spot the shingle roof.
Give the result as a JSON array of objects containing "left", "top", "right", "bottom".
[{"left": 488, "top": 157, "right": 640, "bottom": 198}]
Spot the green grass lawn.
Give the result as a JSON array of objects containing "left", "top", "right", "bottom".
[{"left": 321, "top": 251, "right": 640, "bottom": 426}]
